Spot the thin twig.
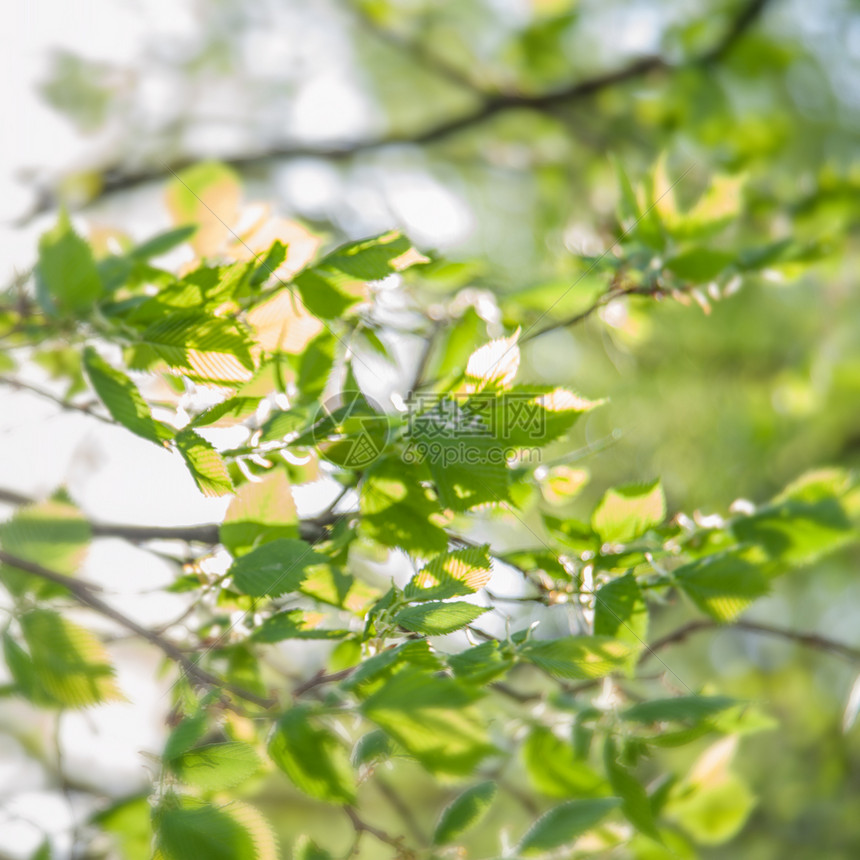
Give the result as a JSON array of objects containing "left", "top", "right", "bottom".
[
  {"left": 375, "top": 777, "right": 427, "bottom": 845},
  {"left": 292, "top": 666, "right": 355, "bottom": 697},
  {"left": 344, "top": 806, "right": 408, "bottom": 852},
  {"left": 643, "top": 618, "right": 860, "bottom": 665},
  {"left": 0, "top": 483, "right": 338, "bottom": 544},
  {"left": 0, "top": 549, "right": 276, "bottom": 709},
  {"left": 0, "top": 377, "right": 115, "bottom": 426}
]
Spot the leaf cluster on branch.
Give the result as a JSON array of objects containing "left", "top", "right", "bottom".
[{"left": 1, "top": 146, "right": 858, "bottom": 859}]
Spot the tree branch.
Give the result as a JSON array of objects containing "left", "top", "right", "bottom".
[
  {"left": 343, "top": 806, "right": 408, "bottom": 852},
  {"left": 0, "top": 484, "right": 337, "bottom": 544},
  {"left": 0, "top": 549, "right": 276, "bottom": 709},
  {"left": 643, "top": 618, "right": 860, "bottom": 665},
  {"left": 0, "top": 377, "right": 115, "bottom": 426},
  {"left": 15, "top": 0, "right": 772, "bottom": 224}
]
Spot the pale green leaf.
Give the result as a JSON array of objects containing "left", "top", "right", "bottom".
[
  {"left": 228, "top": 538, "right": 321, "bottom": 597},
  {"left": 37, "top": 211, "right": 103, "bottom": 312},
  {"left": 394, "top": 601, "right": 489, "bottom": 636},
  {"left": 173, "top": 742, "right": 262, "bottom": 791},
  {"left": 18, "top": 610, "right": 122, "bottom": 708},
  {"left": 518, "top": 798, "right": 620, "bottom": 855},
  {"left": 268, "top": 707, "right": 356, "bottom": 804},
  {"left": 522, "top": 728, "right": 608, "bottom": 798},
  {"left": 592, "top": 480, "right": 665, "bottom": 544},
  {"left": 155, "top": 797, "right": 277, "bottom": 860},
  {"left": 675, "top": 550, "right": 769, "bottom": 622},
  {"left": 220, "top": 470, "right": 298, "bottom": 556},
  {"left": 433, "top": 781, "right": 498, "bottom": 846},
  {"left": 519, "top": 636, "right": 633, "bottom": 680},
  {"left": 175, "top": 429, "right": 234, "bottom": 497},
  {"left": 83, "top": 347, "right": 172, "bottom": 443}
]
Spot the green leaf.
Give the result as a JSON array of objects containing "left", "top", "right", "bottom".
[
  {"left": 394, "top": 601, "right": 489, "bottom": 635},
  {"left": 405, "top": 546, "right": 493, "bottom": 601},
  {"left": 164, "top": 715, "right": 208, "bottom": 762},
  {"left": 29, "top": 841, "right": 51, "bottom": 860},
  {"left": 518, "top": 636, "right": 633, "bottom": 680},
  {"left": 732, "top": 473, "right": 855, "bottom": 568},
  {"left": 604, "top": 737, "right": 660, "bottom": 840},
  {"left": 251, "top": 610, "right": 345, "bottom": 643},
  {"left": 190, "top": 397, "right": 261, "bottom": 429},
  {"left": 319, "top": 230, "right": 416, "bottom": 280},
  {"left": 517, "top": 798, "right": 620, "bottom": 855},
  {"left": 409, "top": 402, "right": 509, "bottom": 511},
  {"left": 297, "top": 333, "right": 336, "bottom": 398},
  {"left": 448, "top": 641, "right": 513, "bottom": 685},
  {"left": 220, "top": 470, "right": 298, "bottom": 556},
  {"left": 522, "top": 728, "right": 608, "bottom": 798},
  {"left": 37, "top": 211, "right": 103, "bottom": 312},
  {"left": 154, "top": 797, "right": 277, "bottom": 860},
  {"left": 250, "top": 241, "right": 288, "bottom": 285},
  {"left": 360, "top": 668, "right": 494, "bottom": 776},
  {"left": 175, "top": 428, "right": 234, "bottom": 497},
  {"left": 93, "top": 796, "right": 152, "bottom": 860},
  {"left": 0, "top": 500, "right": 91, "bottom": 595},
  {"left": 172, "top": 742, "right": 262, "bottom": 791},
  {"left": 360, "top": 457, "right": 448, "bottom": 555},
  {"left": 293, "top": 269, "right": 362, "bottom": 319},
  {"left": 165, "top": 161, "right": 241, "bottom": 257},
  {"left": 140, "top": 312, "right": 255, "bottom": 382},
  {"left": 17, "top": 610, "right": 122, "bottom": 708},
  {"left": 433, "top": 781, "right": 498, "bottom": 846},
  {"left": 351, "top": 730, "right": 392, "bottom": 767},
  {"left": 592, "top": 480, "right": 666, "bottom": 544},
  {"left": 594, "top": 573, "right": 648, "bottom": 670},
  {"left": 3, "top": 630, "right": 54, "bottom": 706},
  {"left": 623, "top": 696, "right": 738, "bottom": 724},
  {"left": 130, "top": 225, "right": 197, "bottom": 259},
  {"left": 674, "top": 549, "right": 769, "bottom": 622},
  {"left": 292, "top": 835, "right": 333, "bottom": 860},
  {"left": 667, "top": 773, "right": 755, "bottom": 846},
  {"left": 83, "top": 347, "right": 173, "bottom": 443},
  {"left": 484, "top": 386, "right": 599, "bottom": 447},
  {"left": 268, "top": 707, "right": 356, "bottom": 804},
  {"left": 228, "top": 538, "right": 321, "bottom": 597},
  {"left": 664, "top": 247, "right": 734, "bottom": 281}
]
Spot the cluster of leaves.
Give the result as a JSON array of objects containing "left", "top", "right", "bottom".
[{"left": 1, "top": 162, "right": 858, "bottom": 860}]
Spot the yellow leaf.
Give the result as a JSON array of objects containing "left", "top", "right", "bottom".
[
  {"left": 165, "top": 162, "right": 241, "bottom": 257},
  {"left": 247, "top": 290, "right": 323, "bottom": 354}
]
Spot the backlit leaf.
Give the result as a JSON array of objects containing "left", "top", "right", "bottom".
[
  {"left": 433, "top": 781, "right": 498, "bottom": 846},
  {"left": 268, "top": 707, "right": 356, "bottom": 803}
]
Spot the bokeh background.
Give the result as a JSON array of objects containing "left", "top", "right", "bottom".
[{"left": 1, "top": 0, "right": 859, "bottom": 858}]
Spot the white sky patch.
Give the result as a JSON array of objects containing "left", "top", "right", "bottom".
[
  {"left": 383, "top": 171, "right": 475, "bottom": 248},
  {"left": 291, "top": 72, "right": 377, "bottom": 142}
]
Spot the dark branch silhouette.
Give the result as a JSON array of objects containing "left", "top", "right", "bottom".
[
  {"left": 0, "top": 549, "right": 276, "bottom": 709},
  {"left": 643, "top": 618, "right": 860, "bottom": 665},
  {"left": 15, "top": 0, "right": 772, "bottom": 224}
]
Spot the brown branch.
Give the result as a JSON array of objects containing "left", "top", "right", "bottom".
[
  {"left": 292, "top": 666, "right": 356, "bottom": 697},
  {"left": 0, "top": 483, "right": 336, "bottom": 545},
  {"left": 15, "top": 0, "right": 772, "bottom": 223},
  {"left": 343, "top": 806, "right": 408, "bottom": 852},
  {"left": 0, "top": 377, "right": 115, "bottom": 426},
  {"left": 374, "top": 777, "right": 427, "bottom": 845},
  {"left": 0, "top": 549, "right": 276, "bottom": 709},
  {"left": 521, "top": 285, "right": 665, "bottom": 343},
  {"left": 351, "top": 2, "right": 490, "bottom": 96},
  {"left": 643, "top": 618, "right": 860, "bottom": 665}
]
